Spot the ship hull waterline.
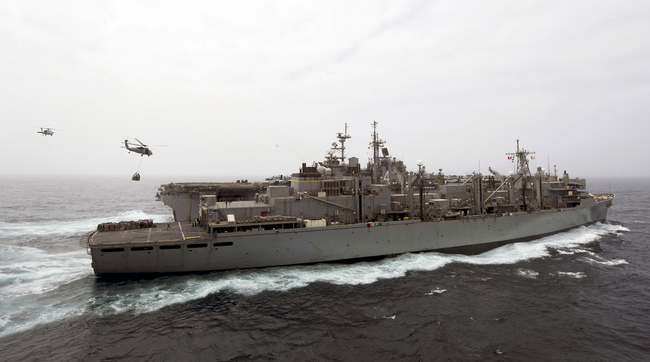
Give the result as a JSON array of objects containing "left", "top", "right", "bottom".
[{"left": 89, "top": 199, "right": 610, "bottom": 276}]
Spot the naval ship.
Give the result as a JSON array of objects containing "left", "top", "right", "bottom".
[{"left": 83, "top": 123, "right": 614, "bottom": 276}]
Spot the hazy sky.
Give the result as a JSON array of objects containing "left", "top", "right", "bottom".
[{"left": 2, "top": 1, "right": 649, "bottom": 180}]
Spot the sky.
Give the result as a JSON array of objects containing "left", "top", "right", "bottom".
[{"left": 1, "top": 0, "right": 649, "bottom": 181}]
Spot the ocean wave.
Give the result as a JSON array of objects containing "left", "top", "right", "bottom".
[
  {"left": 578, "top": 256, "right": 629, "bottom": 267},
  {"left": 0, "top": 246, "right": 93, "bottom": 338},
  {"left": 515, "top": 268, "right": 539, "bottom": 279},
  {"left": 0, "top": 211, "right": 174, "bottom": 238},
  {"left": 424, "top": 288, "right": 447, "bottom": 295},
  {"left": 0, "top": 250, "right": 90, "bottom": 297},
  {"left": 555, "top": 271, "right": 587, "bottom": 279}
]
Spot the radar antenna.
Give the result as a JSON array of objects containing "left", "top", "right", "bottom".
[{"left": 506, "top": 140, "right": 535, "bottom": 176}]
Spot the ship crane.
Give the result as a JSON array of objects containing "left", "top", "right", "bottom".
[
  {"left": 488, "top": 167, "right": 506, "bottom": 183},
  {"left": 406, "top": 160, "right": 427, "bottom": 219}
]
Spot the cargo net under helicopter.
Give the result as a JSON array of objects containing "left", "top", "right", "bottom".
[
  {"left": 132, "top": 156, "right": 142, "bottom": 181},
  {"left": 122, "top": 138, "right": 166, "bottom": 181}
]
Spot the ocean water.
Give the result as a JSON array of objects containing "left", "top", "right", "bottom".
[{"left": 0, "top": 176, "right": 647, "bottom": 361}]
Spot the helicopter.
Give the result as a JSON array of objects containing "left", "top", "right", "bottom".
[
  {"left": 122, "top": 139, "right": 166, "bottom": 181},
  {"left": 37, "top": 127, "right": 54, "bottom": 136},
  {"left": 123, "top": 138, "right": 155, "bottom": 156}
]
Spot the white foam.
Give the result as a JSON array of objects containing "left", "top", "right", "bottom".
[
  {"left": 556, "top": 271, "right": 587, "bottom": 279},
  {"left": 0, "top": 248, "right": 90, "bottom": 296},
  {"left": 0, "top": 314, "right": 8, "bottom": 330},
  {"left": 554, "top": 249, "right": 577, "bottom": 255},
  {"left": 0, "top": 246, "right": 93, "bottom": 337},
  {"left": 515, "top": 268, "right": 539, "bottom": 279},
  {"left": 425, "top": 288, "right": 447, "bottom": 295},
  {"left": 578, "top": 256, "right": 629, "bottom": 267}
]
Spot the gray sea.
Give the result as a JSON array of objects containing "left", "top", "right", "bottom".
[{"left": 0, "top": 175, "right": 647, "bottom": 361}]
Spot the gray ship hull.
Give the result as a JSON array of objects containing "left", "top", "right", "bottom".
[{"left": 88, "top": 197, "right": 611, "bottom": 276}]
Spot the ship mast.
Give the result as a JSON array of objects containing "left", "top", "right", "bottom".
[
  {"left": 326, "top": 123, "right": 352, "bottom": 166},
  {"left": 506, "top": 139, "right": 535, "bottom": 176},
  {"left": 335, "top": 123, "right": 351, "bottom": 163},
  {"left": 506, "top": 139, "right": 536, "bottom": 211},
  {"left": 370, "top": 121, "right": 385, "bottom": 184}
]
